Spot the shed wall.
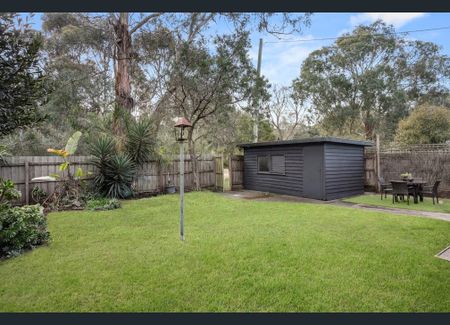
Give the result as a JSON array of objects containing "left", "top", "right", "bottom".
[
  {"left": 243, "top": 145, "right": 303, "bottom": 196},
  {"left": 324, "top": 143, "right": 365, "bottom": 200}
]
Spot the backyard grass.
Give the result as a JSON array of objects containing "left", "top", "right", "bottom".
[
  {"left": 0, "top": 192, "right": 449, "bottom": 312},
  {"left": 344, "top": 194, "right": 450, "bottom": 214}
]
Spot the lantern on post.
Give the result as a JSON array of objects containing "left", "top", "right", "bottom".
[{"left": 174, "top": 117, "right": 192, "bottom": 241}]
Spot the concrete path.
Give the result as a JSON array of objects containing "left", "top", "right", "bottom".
[{"left": 221, "top": 190, "right": 450, "bottom": 222}]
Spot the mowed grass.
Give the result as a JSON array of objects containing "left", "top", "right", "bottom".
[
  {"left": 0, "top": 192, "right": 449, "bottom": 312},
  {"left": 344, "top": 194, "right": 450, "bottom": 214}
]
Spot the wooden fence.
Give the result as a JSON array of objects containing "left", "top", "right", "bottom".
[
  {"left": 229, "top": 155, "right": 244, "bottom": 190},
  {"left": 364, "top": 145, "right": 450, "bottom": 197},
  {"left": 0, "top": 155, "right": 218, "bottom": 205}
]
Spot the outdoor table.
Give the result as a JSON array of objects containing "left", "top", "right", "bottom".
[{"left": 390, "top": 180, "right": 427, "bottom": 204}]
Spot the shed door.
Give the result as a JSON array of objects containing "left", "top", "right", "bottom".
[{"left": 303, "top": 145, "right": 324, "bottom": 199}]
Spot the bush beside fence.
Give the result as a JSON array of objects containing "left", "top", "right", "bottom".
[{"left": 0, "top": 155, "right": 218, "bottom": 205}]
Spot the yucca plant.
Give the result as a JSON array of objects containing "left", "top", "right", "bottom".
[
  {"left": 125, "top": 119, "right": 155, "bottom": 166},
  {"left": 89, "top": 137, "right": 136, "bottom": 199},
  {"left": 102, "top": 153, "right": 136, "bottom": 199}
]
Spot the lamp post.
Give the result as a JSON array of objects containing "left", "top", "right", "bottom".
[{"left": 174, "top": 117, "right": 192, "bottom": 241}]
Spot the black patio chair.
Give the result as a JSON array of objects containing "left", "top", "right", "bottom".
[
  {"left": 378, "top": 176, "right": 392, "bottom": 200},
  {"left": 391, "top": 181, "right": 415, "bottom": 205},
  {"left": 422, "top": 180, "right": 441, "bottom": 205}
]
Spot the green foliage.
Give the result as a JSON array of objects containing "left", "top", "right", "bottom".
[
  {"left": 86, "top": 197, "right": 121, "bottom": 211},
  {"left": 89, "top": 137, "right": 136, "bottom": 199},
  {"left": 0, "top": 145, "right": 10, "bottom": 165},
  {"left": 0, "top": 178, "right": 21, "bottom": 208},
  {"left": 64, "top": 131, "right": 82, "bottom": 155},
  {"left": 0, "top": 13, "right": 47, "bottom": 136},
  {"left": 125, "top": 119, "right": 156, "bottom": 166},
  {"left": 31, "top": 186, "right": 48, "bottom": 205},
  {"left": 43, "top": 132, "right": 91, "bottom": 211},
  {"left": 395, "top": 105, "right": 450, "bottom": 145},
  {"left": 293, "top": 21, "right": 450, "bottom": 141},
  {"left": 102, "top": 153, "right": 135, "bottom": 199},
  {"left": 0, "top": 204, "right": 49, "bottom": 259}
]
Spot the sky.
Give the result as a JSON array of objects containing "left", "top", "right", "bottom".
[
  {"left": 246, "top": 13, "right": 450, "bottom": 86},
  {"left": 25, "top": 12, "right": 450, "bottom": 87}
]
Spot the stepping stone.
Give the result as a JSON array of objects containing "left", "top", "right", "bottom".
[{"left": 436, "top": 246, "right": 450, "bottom": 262}]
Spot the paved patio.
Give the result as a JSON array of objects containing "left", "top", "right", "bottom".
[{"left": 221, "top": 190, "right": 450, "bottom": 222}]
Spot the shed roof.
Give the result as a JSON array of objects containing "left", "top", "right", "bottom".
[{"left": 239, "top": 137, "right": 373, "bottom": 148}]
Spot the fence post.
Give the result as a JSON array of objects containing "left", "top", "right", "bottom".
[
  {"left": 376, "top": 134, "right": 381, "bottom": 192},
  {"left": 228, "top": 156, "right": 233, "bottom": 191},
  {"left": 157, "top": 160, "right": 164, "bottom": 194},
  {"left": 24, "top": 161, "right": 30, "bottom": 205}
]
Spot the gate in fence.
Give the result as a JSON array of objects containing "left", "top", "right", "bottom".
[{"left": 214, "top": 156, "right": 224, "bottom": 192}]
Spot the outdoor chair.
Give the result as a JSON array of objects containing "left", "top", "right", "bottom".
[
  {"left": 422, "top": 180, "right": 441, "bottom": 205},
  {"left": 378, "top": 176, "right": 392, "bottom": 200},
  {"left": 391, "top": 181, "right": 414, "bottom": 205}
]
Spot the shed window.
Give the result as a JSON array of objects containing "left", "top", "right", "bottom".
[
  {"left": 257, "top": 156, "right": 270, "bottom": 172},
  {"left": 271, "top": 155, "right": 285, "bottom": 174}
]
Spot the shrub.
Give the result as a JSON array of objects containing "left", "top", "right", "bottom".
[
  {"left": 0, "top": 178, "right": 21, "bottom": 208},
  {"left": 0, "top": 204, "right": 50, "bottom": 258},
  {"left": 31, "top": 185, "right": 47, "bottom": 204},
  {"left": 90, "top": 137, "right": 136, "bottom": 199},
  {"left": 0, "top": 144, "right": 10, "bottom": 165},
  {"left": 86, "top": 197, "right": 121, "bottom": 211},
  {"left": 125, "top": 119, "right": 156, "bottom": 166},
  {"left": 395, "top": 105, "right": 450, "bottom": 145},
  {"left": 102, "top": 153, "right": 136, "bottom": 198}
]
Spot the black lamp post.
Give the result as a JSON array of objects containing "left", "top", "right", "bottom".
[{"left": 174, "top": 117, "right": 192, "bottom": 241}]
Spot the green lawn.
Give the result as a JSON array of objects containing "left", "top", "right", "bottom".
[
  {"left": 0, "top": 192, "right": 449, "bottom": 312},
  {"left": 344, "top": 194, "right": 450, "bottom": 214}
]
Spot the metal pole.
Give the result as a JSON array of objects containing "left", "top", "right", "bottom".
[
  {"left": 253, "top": 38, "right": 263, "bottom": 143},
  {"left": 179, "top": 140, "right": 185, "bottom": 241}
]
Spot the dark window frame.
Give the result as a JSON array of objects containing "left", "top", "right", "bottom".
[{"left": 256, "top": 154, "right": 286, "bottom": 175}]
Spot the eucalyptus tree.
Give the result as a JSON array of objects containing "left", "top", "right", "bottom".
[
  {"left": 293, "top": 20, "right": 450, "bottom": 141},
  {"left": 268, "top": 85, "right": 307, "bottom": 140},
  {"left": 41, "top": 13, "right": 311, "bottom": 139}
]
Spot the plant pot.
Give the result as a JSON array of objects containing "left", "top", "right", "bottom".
[{"left": 166, "top": 185, "right": 176, "bottom": 194}]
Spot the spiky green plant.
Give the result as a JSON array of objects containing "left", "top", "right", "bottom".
[
  {"left": 102, "top": 153, "right": 136, "bottom": 199},
  {"left": 89, "top": 137, "right": 136, "bottom": 199},
  {"left": 125, "top": 119, "right": 156, "bottom": 167}
]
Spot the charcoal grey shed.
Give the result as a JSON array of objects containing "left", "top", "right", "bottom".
[{"left": 238, "top": 137, "right": 373, "bottom": 200}]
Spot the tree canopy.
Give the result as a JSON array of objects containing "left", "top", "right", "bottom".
[
  {"left": 395, "top": 104, "right": 450, "bottom": 145},
  {"left": 0, "top": 13, "right": 47, "bottom": 136},
  {"left": 293, "top": 21, "right": 450, "bottom": 141}
]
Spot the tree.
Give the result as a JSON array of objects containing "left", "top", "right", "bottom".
[
  {"left": 0, "top": 13, "right": 47, "bottom": 136},
  {"left": 268, "top": 85, "right": 307, "bottom": 140},
  {"left": 169, "top": 30, "right": 261, "bottom": 189},
  {"left": 39, "top": 13, "right": 311, "bottom": 138},
  {"left": 395, "top": 104, "right": 450, "bottom": 145},
  {"left": 293, "top": 21, "right": 450, "bottom": 141}
]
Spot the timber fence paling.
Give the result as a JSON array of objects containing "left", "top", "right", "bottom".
[
  {"left": 229, "top": 155, "right": 244, "bottom": 190},
  {"left": 364, "top": 144, "right": 450, "bottom": 197},
  {"left": 0, "top": 155, "right": 216, "bottom": 205}
]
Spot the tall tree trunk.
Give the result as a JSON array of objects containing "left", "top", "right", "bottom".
[
  {"left": 364, "top": 121, "right": 374, "bottom": 141},
  {"left": 112, "top": 13, "right": 134, "bottom": 136},
  {"left": 187, "top": 128, "right": 200, "bottom": 191}
]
